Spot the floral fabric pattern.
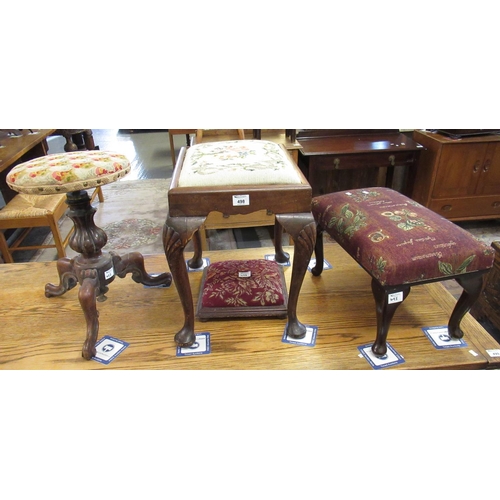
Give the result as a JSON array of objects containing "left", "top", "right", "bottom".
[
  {"left": 200, "top": 259, "right": 286, "bottom": 308},
  {"left": 7, "top": 151, "right": 130, "bottom": 194},
  {"left": 178, "top": 140, "right": 302, "bottom": 187},
  {"left": 312, "top": 187, "right": 495, "bottom": 286}
]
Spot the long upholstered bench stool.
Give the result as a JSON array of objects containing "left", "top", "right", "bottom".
[{"left": 311, "top": 187, "right": 495, "bottom": 357}]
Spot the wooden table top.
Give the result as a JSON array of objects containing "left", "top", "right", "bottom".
[
  {"left": 1, "top": 243, "right": 499, "bottom": 370},
  {"left": 0, "top": 129, "right": 56, "bottom": 173},
  {"left": 298, "top": 132, "right": 424, "bottom": 156},
  {"left": 414, "top": 129, "right": 500, "bottom": 144}
]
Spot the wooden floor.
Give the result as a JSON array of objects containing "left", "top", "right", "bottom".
[{"left": 1, "top": 242, "right": 500, "bottom": 370}]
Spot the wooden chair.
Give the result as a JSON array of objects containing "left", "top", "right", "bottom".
[
  {"left": 51, "top": 129, "right": 96, "bottom": 152},
  {"left": 0, "top": 187, "right": 103, "bottom": 263},
  {"left": 195, "top": 129, "right": 245, "bottom": 143},
  {"left": 168, "top": 129, "right": 197, "bottom": 166}
]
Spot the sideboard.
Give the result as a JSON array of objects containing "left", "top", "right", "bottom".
[
  {"left": 412, "top": 129, "right": 500, "bottom": 220},
  {"left": 296, "top": 129, "right": 424, "bottom": 197}
]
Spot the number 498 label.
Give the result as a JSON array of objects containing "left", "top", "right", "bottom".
[{"left": 233, "top": 194, "right": 250, "bottom": 206}]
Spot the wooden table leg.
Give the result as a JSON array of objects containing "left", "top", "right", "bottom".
[
  {"left": 163, "top": 215, "right": 206, "bottom": 346},
  {"left": 276, "top": 213, "right": 316, "bottom": 339}
]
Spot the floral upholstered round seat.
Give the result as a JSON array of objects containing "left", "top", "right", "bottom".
[{"left": 7, "top": 150, "right": 130, "bottom": 195}]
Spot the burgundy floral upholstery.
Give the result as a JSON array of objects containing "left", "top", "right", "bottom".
[
  {"left": 312, "top": 187, "right": 495, "bottom": 286},
  {"left": 200, "top": 259, "right": 286, "bottom": 308}
]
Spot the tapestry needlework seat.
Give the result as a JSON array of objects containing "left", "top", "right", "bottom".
[
  {"left": 197, "top": 258, "right": 288, "bottom": 320},
  {"left": 311, "top": 187, "right": 495, "bottom": 357}
]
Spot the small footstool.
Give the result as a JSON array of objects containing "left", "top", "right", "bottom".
[
  {"left": 311, "top": 187, "right": 495, "bottom": 357},
  {"left": 7, "top": 150, "right": 172, "bottom": 360}
]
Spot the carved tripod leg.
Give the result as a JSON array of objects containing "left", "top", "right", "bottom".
[
  {"left": 311, "top": 226, "right": 325, "bottom": 277},
  {"left": 449, "top": 272, "right": 487, "bottom": 339},
  {"left": 371, "top": 279, "right": 411, "bottom": 357},
  {"left": 163, "top": 216, "right": 205, "bottom": 346},
  {"left": 45, "top": 257, "right": 78, "bottom": 297},
  {"left": 274, "top": 219, "right": 290, "bottom": 264},
  {"left": 79, "top": 269, "right": 100, "bottom": 360},
  {"left": 276, "top": 213, "right": 316, "bottom": 339},
  {"left": 112, "top": 251, "right": 172, "bottom": 287}
]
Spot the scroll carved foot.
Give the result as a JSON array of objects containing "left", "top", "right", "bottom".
[
  {"left": 45, "top": 258, "right": 78, "bottom": 297},
  {"left": 112, "top": 251, "right": 172, "bottom": 287}
]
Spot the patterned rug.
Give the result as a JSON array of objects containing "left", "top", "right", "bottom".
[{"left": 31, "top": 178, "right": 273, "bottom": 262}]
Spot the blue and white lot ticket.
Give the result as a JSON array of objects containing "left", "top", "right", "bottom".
[
  {"left": 92, "top": 336, "right": 130, "bottom": 364},
  {"left": 264, "top": 254, "right": 291, "bottom": 266},
  {"left": 358, "top": 342, "right": 405, "bottom": 369},
  {"left": 422, "top": 326, "right": 467, "bottom": 349},
  {"left": 176, "top": 332, "right": 211, "bottom": 357},
  {"left": 186, "top": 257, "right": 210, "bottom": 272},
  {"left": 307, "top": 258, "right": 333, "bottom": 273},
  {"left": 282, "top": 325, "right": 318, "bottom": 347}
]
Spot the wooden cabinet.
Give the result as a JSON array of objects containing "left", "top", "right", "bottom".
[
  {"left": 297, "top": 129, "right": 424, "bottom": 197},
  {"left": 412, "top": 130, "right": 500, "bottom": 220}
]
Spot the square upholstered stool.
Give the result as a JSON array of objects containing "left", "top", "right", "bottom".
[
  {"left": 7, "top": 150, "right": 172, "bottom": 360},
  {"left": 311, "top": 187, "right": 495, "bottom": 357},
  {"left": 163, "top": 139, "right": 316, "bottom": 347},
  {"left": 197, "top": 259, "right": 288, "bottom": 320}
]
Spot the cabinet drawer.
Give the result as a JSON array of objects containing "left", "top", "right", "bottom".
[
  {"left": 309, "top": 151, "right": 417, "bottom": 170},
  {"left": 428, "top": 195, "right": 500, "bottom": 219}
]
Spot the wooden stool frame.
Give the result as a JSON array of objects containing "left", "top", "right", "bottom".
[{"left": 163, "top": 145, "right": 316, "bottom": 347}]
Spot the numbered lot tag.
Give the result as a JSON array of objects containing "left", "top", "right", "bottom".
[
  {"left": 233, "top": 194, "right": 250, "bottom": 206},
  {"left": 92, "top": 336, "right": 129, "bottom": 364},
  {"left": 422, "top": 326, "right": 467, "bottom": 349},
  {"left": 265, "top": 254, "right": 291, "bottom": 267},
  {"left": 388, "top": 291, "right": 404, "bottom": 304},
  {"left": 176, "top": 332, "right": 211, "bottom": 357},
  {"left": 186, "top": 257, "right": 210, "bottom": 272},
  {"left": 307, "top": 258, "right": 333, "bottom": 273},
  {"left": 282, "top": 325, "right": 318, "bottom": 347},
  {"left": 358, "top": 342, "right": 405, "bottom": 369},
  {"left": 104, "top": 266, "right": 115, "bottom": 280}
]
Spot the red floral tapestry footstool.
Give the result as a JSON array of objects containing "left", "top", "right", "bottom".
[
  {"left": 311, "top": 187, "right": 495, "bottom": 357},
  {"left": 197, "top": 259, "right": 288, "bottom": 320}
]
